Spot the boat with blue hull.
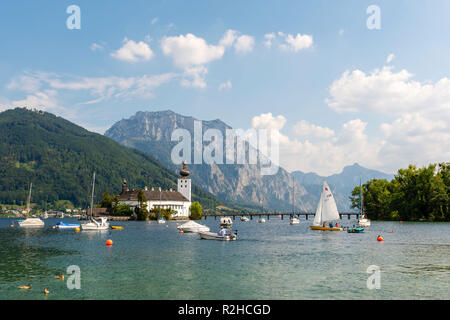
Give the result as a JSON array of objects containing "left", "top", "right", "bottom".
[{"left": 54, "top": 222, "right": 80, "bottom": 229}]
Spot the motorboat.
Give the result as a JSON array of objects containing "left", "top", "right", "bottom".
[
  {"left": 199, "top": 231, "right": 237, "bottom": 241},
  {"left": 54, "top": 222, "right": 80, "bottom": 229},
  {"left": 18, "top": 218, "right": 45, "bottom": 227},
  {"left": 310, "top": 181, "right": 344, "bottom": 231},
  {"left": 81, "top": 217, "right": 109, "bottom": 231},
  {"left": 240, "top": 216, "right": 249, "bottom": 222},
  {"left": 18, "top": 183, "right": 44, "bottom": 228},
  {"left": 177, "top": 220, "right": 210, "bottom": 233},
  {"left": 257, "top": 218, "right": 266, "bottom": 223},
  {"left": 290, "top": 216, "right": 300, "bottom": 225},
  {"left": 347, "top": 226, "right": 365, "bottom": 233}
]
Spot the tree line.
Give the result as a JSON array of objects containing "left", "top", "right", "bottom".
[{"left": 350, "top": 163, "right": 449, "bottom": 221}]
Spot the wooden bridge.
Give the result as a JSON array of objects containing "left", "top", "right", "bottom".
[{"left": 203, "top": 212, "right": 359, "bottom": 221}]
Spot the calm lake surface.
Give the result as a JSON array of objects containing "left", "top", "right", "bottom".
[{"left": 0, "top": 217, "right": 449, "bottom": 300}]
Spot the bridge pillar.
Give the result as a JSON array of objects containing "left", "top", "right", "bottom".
[
  {"left": 348, "top": 215, "right": 351, "bottom": 220},
  {"left": 281, "top": 214, "right": 283, "bottom": 220},
  {"left": 250, "top": 215, "right": 253, "bottom": 220},
  {"left": 306, "top": 214, "right": 308, "bottom": 220},
  {"left": 267, "top": 214, "right": 269, "bottom": 220},
  {"left": 215, "top": 216, "right": 217, "bottom": 221},
  {"left": 233, "top": 215, "right": 235, "bottom": 221}
]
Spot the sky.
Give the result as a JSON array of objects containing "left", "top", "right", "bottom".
[{"left": 0, "top": 0, "right": 449, "bottom": 176}]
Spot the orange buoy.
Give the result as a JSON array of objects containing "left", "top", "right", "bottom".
[
  {"left": 377, "top": 236, "right": 384, "bottom": 242},
  {"left": 106, "top": 239, "right": 113, "bottom": 246},
  {"left": 75, "top": 227, "right": 80, "bottom": 232},
  {"left": 179, "top": 230, "right": 184, "bottom": 234}
]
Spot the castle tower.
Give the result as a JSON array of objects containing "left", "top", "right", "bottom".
[
  {"left": 121, "top": 179, "right": 129, "bottom": 194},
  {"left": 177, "top": 160, "right": 191, "bottom": 202}
]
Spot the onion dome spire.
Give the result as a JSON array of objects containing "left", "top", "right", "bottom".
[{"left": 180, "top": 160, "right": 190, "bottom": 177}]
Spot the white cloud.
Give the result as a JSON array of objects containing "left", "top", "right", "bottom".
[
  {"left": 386, "top": 53, "right": 395, "bottom": 64},
  {"left": 252, "top": 112, "right": 286, "bottom": 131},
  {"left": 7, "top": 71, "right": 177, "bottom": 105},
  {"left": 279, "top": 33, "right": 313, "bottom": 52},
  {"left": 161, "top": 33, "right": 225, "bottom": 68},
  {"left": 264, "top": 33, "right": 276, "bottom": 48},
  {"left": 326, "top": 66, "right": 450, "bottom": 118},
  {"left": 151, "top": 17, "right": 158, "bottom": 25},
  {"left": 90, "top": 43, "right": 104, "bottom": 51},
  {"left": 234, "top": 35, "right": 255, "bottom": 54},
  {"left": 219, "top": 29, "right": 238, "bottom": 47},
  {"left": 180, "top": 66, "right": 208, "bottom": 88},
  {"left": 292, "top": 120, "right": 335, "bottom": 139},
  {"left": 111, "top": 38, "right": 155, "bottom": 62},
  {"left": 339, "top": 29, "right": 345, "bottom": 36},
  {"left": 218, "top": 80, "right": 232, "bottom": 91}
]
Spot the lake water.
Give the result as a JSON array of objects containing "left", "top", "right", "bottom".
[{"left": 0, "top": 217, "right": 449, "bottom": 300}]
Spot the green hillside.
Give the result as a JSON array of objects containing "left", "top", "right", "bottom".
[{"left": 0, "top": 108, "right": 221, "bottom": 209}]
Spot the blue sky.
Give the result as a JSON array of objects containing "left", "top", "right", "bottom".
[{"left": 1, "top": 0, "right": 449, "bottom": 175}]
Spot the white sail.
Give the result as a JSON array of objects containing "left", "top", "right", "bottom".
[
  {"left": 313, "top": 181, "right": 340, "bottom": 225},
  {"left": 313, "top": 187, "right": 324, "bottom": 226}
]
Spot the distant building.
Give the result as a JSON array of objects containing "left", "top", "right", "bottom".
[{"left": 118, "top": 161, "right": 192, "bottom": 219}]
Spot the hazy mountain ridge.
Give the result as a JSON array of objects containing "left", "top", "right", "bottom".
[
  {"left": 106, "top": 110, "right": 316, "bottom": 211},
  {"left": 292, "top": 163, "right": 395, "bottom": 211}
]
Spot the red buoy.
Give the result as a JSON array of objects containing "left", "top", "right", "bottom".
[
  {"left": 377, "top": 236, "right": 384, "bottom": 242},
  {"left": 106, "top": 239, "right": 113, "bottom": 246}
]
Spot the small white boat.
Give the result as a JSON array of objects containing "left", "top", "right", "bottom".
[
  {"left": 257, "top": 218, "right": 266, "bottom": 223},
  {"left": 357, "top": 178, "right": 371, "bottom": 227},
  {"left": 199, "top": 231, "right": 237, "bottom": 241},
  {"left": 290, "top": 216, "right": 300, "bottom": 225},
  {"left": 18, "top": 183, "right": 44, "bottom": 228},
  {"left": 81, "top": 217, "right": 109, "bottom": 231},
  {"left": 80, "top": 173, "right": 109, "bottom": 231},
  {"left": 18, "top": 218, "right": 45, "bottom": 228},
  {"left": 157, "top": 218, "right": 166, "bottom": 224},
  {"left": 240, "top": 216, "right": 249, "bottom": 222},
  {"left": 54, "top": 222, "right": 80, "bottom": 229},
  {"left": 177, "top": 220, "right": 210, "bottom": 233}
]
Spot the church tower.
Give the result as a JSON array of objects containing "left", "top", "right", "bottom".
[{"left": 177, "top": 160, "right": 191, "bottom": 202}]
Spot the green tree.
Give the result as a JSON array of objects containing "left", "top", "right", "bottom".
[
  {"left": 189, "top": 201, "right": 202, "bottom": 220},
  {"left": 113, "top": 203, "right": 133, "bottom": 216},
  {"left": 135, "top": 190, "right": 149, "bottom": 220}
]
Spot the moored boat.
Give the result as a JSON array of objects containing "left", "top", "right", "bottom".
[
  {"left": 241, "top": 216, "right": 249, "bottom": 222},
  {"left": 290, "top": 216, "right": 300, "bottom": 225},
  {"left": 347, "top": 226, "right": 365, "bottom": 233},
  {"left": 80, "top": 172, "right": 110, "bottom": 231},
  {"left": 54, "top": 222, "right": 80, "bottom": 229},
  {"left": 357, "top": 178, "right": 371, "bottom": 227},
  {"left": 199, "top": 231, "right": 237, "bottom": 241},
  {"left": 177, "top": 220, "right": 210, "bottom": 233},
  {"left": 18, "top": 183, "right": 45, "bottom": 228}
]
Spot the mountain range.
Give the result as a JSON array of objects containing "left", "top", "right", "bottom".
[
  {"left": 0, "top": 108, "right": 222, "bottom": 209},
  {"left": 105, "top": 110, "right": 394, "bottom": 211}
]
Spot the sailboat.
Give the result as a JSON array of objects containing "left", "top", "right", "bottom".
[
  {"left": 17, "top": 183, "right": 45, "bottom": 228},
  {"left": 290, "top": 176, "right": 300, "bottom": 224},
  {"left": 357, "top": 179, "right": 371, "bottom": 227},
  {"left": 310, "top": 181, "right": 344, "bottom": 231},
  {"left": 80, "top": 172, "right": 109, "bottom": 231}
]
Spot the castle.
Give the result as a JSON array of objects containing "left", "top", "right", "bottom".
[{"left": 118, "top": 161, "right": 192, "bottom": 219}]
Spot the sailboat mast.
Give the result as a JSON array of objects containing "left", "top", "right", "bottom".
[
  {"left": 292, "top": 176, "right": 295, "bottom": 215},
  {"left": 26, "top": 182, "right": 32, "bottom": 216},
  {"left": 90, "top": 172, "right": 96, "bottom": 220},
  {"left": 359, "top": 177, "right": 362, "bottom": 219}
]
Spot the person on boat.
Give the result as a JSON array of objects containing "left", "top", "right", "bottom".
[
  {"left": 218, "top": 226, "right": 227, "bottom": 237},
  {"left": 322, "top": 222, "right": 326, "bottom": 227},
  {"left": 335, "top": 222, "right": 338, "bottom": 227},
  {"left": 329, "top": 222, "right": 334, "bottom": 228}
]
